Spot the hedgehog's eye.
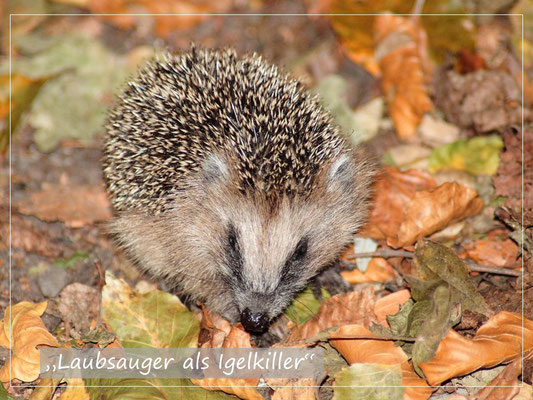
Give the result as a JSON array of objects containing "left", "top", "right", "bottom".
[{"left": 290, "top": 237, "right": 308, "bottom": 263}]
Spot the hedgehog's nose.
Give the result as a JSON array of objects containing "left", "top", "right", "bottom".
[{"left": 240, "top": 308, "right": 269, "bottom": 334}]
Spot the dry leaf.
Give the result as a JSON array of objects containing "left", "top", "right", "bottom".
[
  {"left": 472, "top": 356, "right": 526, "bottom": 400},
  {"left": 360, "top": 167, "right": 436, "bottom": 240},
  {"left": 88, "top": 0, "right": 233, "bottom": 37},
  {"left": 374, "top": 13, "right": 433, "bottom": 139},
  {"left": 464, "top": 239, "right": 519, "bottom": 268},
  {"left": 268, "top": 377, "right": 315, "bottom": 400},
  {"left": 192, "top": 313, "right": 262, "bottom": 400},
  {"left": 0, "top": 301, "right": 59, "bottom": 382},
  {"left": 287, "top": 289, "right": 378, "bottom": 342},
  {"left": 16, "top": 183, "right": 112, "bottom": 228},
  {"left": 373, "top": 289, "right": 411, "bottom": 327},
  {"left": 340, "top": 257, "right": 396, "bottom": 284},
  {"left": 419, "top": 312, "right": 533, "bottom": 385},
  {"left": 388, "top": 182, "right": 483, "bottom": 248},
  {"left": 330, "top": 324, "right": 433, "bottom": 400}
]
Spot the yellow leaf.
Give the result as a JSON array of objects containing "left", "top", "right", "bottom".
[{"left": 0, "top": 301, "right": 59, "bottom": 382}]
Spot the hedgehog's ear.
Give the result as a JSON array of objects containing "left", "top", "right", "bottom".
[
  {"left": 327, "top": 153, "right": 355, "bottom": 190},
  {"left": 200, "top": 153, "right": 230, "bottom": 185}
]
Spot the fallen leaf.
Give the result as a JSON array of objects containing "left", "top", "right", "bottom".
[
  {"left": 0, "top": 301, "right": 59, "bottom": 382},
  {"left": 57, "top": 283, "right": 100, "bottom": 334},
  {"left": 374, "top": 13, "right": 433, "bottom": 139},
  {"left": 471, "top": 356, "right": 526, "bottom": 400},
  {"left": 330, "top": 324, "right": 433, "bottom": 400},
  {"left": 192, "top": 310, "right": 262, "bottom": 400},
  {"left": 287, "top": 289, "right": 378, "bottom": 342},
  {"left": 88, "top": 0, "right": 233, "bottom": 37},
  {"left": 417, "top": 114, "right": 460, "bottom": 148},
  {"left": 388, "top": 182, "right": 484, "bottom": 248},
  {"left": 428, "top": 136, "right": 504, "bottom": 176},
  {"left": 332, "top": 363, "right": 404, "bottom": 399},
  {"left": 419, "top": 311, "right": 533, "bottom": 385},
  {"left": 0, "top": 74, "right": 49, "bottom": 153},
  {"left": 434, "top": 70, "right": 523, "bottom": 133},
  {"left": 101, "top": 271, "right": 199, "bottom": 348},
  {"left": 284, "top": 286, "right": 330, "bottom": 327},
  {"left": 464, "top": 238, "right": 519, "bottom": 268},
  {"left": 340, "top": 257, "right": 396, "bottom": 284},
  {"left": 16, "top": 183, "right": 112, "bottom": 228},
  {"left": 360, "top": 167, "right": 437, "bottom": 241},
  {"left": 373, "top": 289, "right": 411, "bottom": 327}
]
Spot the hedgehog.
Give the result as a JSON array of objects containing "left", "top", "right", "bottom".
[{"left": 102, "top": 47, "right": 375, "bottom": 334}]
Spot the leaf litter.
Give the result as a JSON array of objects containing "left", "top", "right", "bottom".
[{"left": 1, "top": 1, "right": 532, "bottom": 399}]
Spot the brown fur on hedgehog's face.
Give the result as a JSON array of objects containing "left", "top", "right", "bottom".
[
  {"left": 109, "top": 148, "right": 373, "bottom": 333},
  {"left": 169, "top": 150, "right": 371, "bottom": 333}
]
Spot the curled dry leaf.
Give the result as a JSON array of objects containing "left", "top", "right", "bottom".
[
  {"left": 471, "top": 356, "right": 526, "bottom": 400},
  {"left": 374, "top": 13, "right": 433, "bottom": 139},
  {"left": 388, "top": 182, "right": 483, "bottom": 248},
  {"left": 340, "top": 257, "right": 396, "bottom": 284},
  {"left": 360, "top": 167, "right": 436, "bottom": 241},
  {"left": 0, "top": 301, "right": 59, "bottom": 382},
  {"left": 192, "top": 310, "right": 262, "bottom": 400},
  {"left": 287, "top": 289, "right": 378, "bottom": 342},
  {"left": 330, "top": 325, "right": 432, "bottom": 400},
  {"left": 419, "top": 311, "right": 533, "bottom": 385},
  {"left": 16, "top": 183, "right": 112, "bottom": 228}
]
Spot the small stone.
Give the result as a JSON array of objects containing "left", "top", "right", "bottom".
[{"left": 38, "top": 266, "right": 70, "bottom": 298}]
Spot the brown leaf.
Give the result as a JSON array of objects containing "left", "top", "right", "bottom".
[
  {"left": 464, "top": 238, "right": 519, "bottom": 268},
  {"left": 373, "top": 289, "right": 411, "bottom": 327},
  {"left": 88, "top": 0, "right": 233, "bottom": 37},
  {"left": 472, "top": 355, "right": 526, "bottom": 400},
  {"left": 388, "top": 182, "right": 483, "bottom": 248},
  {"left": 287, "top": 289, "right": 377, "bottom": 342},
  {"left": 330, "top": 324, "right": 433, "bottom": 400},
  {"left": 192, "top": 311, "right": 262, "bottom": 400},
  {"left": 419, "top": 312, "right": 533, "bottom": 385},
  {"left": 340, "top": 257, "right": 396, "bottom": 284},
  {"left": 0, "top": 302, "right": 59, "bottom": 382},
  {"left": 360, "top": 167, "right": 436, "bottom": 240},
  {"left": 16, "top": 183, "right": 112, "bottom": 228},
  {"left": 374, "top": 13, "right": 433, "bottom": 139}
]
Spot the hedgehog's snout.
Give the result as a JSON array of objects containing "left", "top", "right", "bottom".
[{"left": 240, "top": 308, "right": 270, "bottom": 334}]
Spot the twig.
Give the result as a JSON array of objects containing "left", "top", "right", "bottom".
[
  {"left": 344, "top": 250, "right": 414, "bottom": 259},
  {"left": 465, "top": 262, "right": 522, "bottom": 277}
]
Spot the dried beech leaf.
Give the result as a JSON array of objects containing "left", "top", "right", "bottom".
[
  {"left": 419, "top": 312, "right": 533, "bottom": 385},
  {"left": 330, "top": 325, "right": 433, "bottom": 400},
  {"left": 388, "top": 182, "right": 483, "bottom": 248},
  {"left": 192, "top": 320, "right": 262, "bottom": 400},
  {"left": 360, "top": 167, "right": 436, "bottom": 240},
  {"left": 373, "top": 289, "right": 411, "bottom": 327},
  {"left": 340, "top": 257, "right": 396, "bottom": 284},
  {"left": 471, "top": 356, "right": 525, "bottom": 400},
  {"left": 0, "top": 301, "right": 59, "bottom": 382},
  {"left": 287, "top": 289, "right": 378, "bottom": 342},
  {"left": 464, "top": 238, "right": 519, "bottom": 268},
  {"left": 374, "top": 13, "right": 433, "bottom": 138},
  {"left": 16, "top": 183, "right": 112, "bottom": 228}
]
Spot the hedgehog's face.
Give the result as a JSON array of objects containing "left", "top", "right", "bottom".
[{"left": 190, "top": 151, "right": 373, "bottom": 333}]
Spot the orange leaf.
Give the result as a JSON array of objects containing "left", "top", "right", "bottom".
[
  {"left": 419, "top": 311, "right": 533, "bottom": 385},
  {"left": 287, "top": 289, "right": 378, "bottom": 342},
  {"left": 360, "top": 167, "right": 436, "bottom": 240},
  {"left": 465, "top": 239, "right": 519, "bottom": 268},
  {"left": 16, "top": 183, "right": 112, "bottom": 228},
  {"left": 373, "top": 289, "right": 411, "bottom": 327},
  {"left": 375, "top": 13, "right": 433, "bottom": 138},
  {"left": 341, "top": 257, "right": 396, "bottom": 284},
  {"left": 192, "top": 310, "right": 262, "bottom": 400},
  {"left": 0, "top": 301, "right": 59, "bottom": 382},
  {"left": 388, "top": 182, "right": 483, "bottom": 248},
  {"left": 330, "top": 324, "right": 433, "bottom": 400}
]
